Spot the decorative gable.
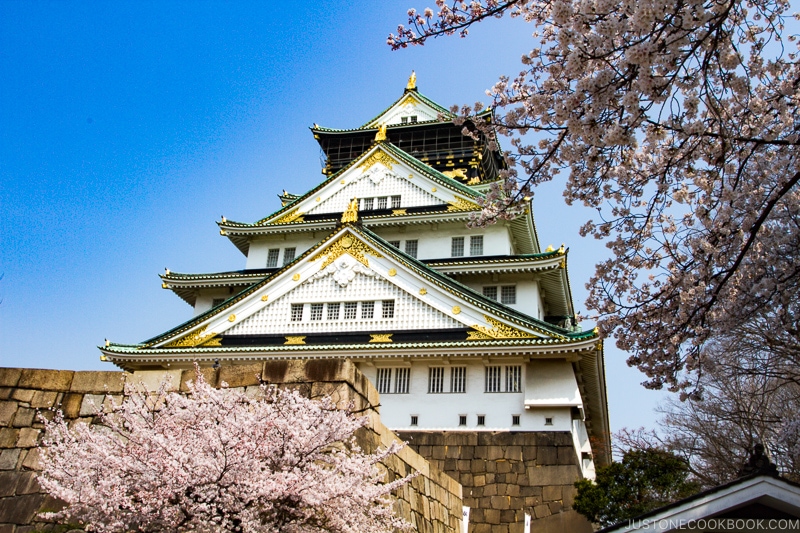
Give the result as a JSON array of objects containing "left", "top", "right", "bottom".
[{"left": 363, "top": 93, "right": 442, "bottom": 127}]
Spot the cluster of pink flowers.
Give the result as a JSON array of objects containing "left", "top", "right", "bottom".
[
  {"left": 390, "top": 1, "right": 800, "bottom": 397},
  {"left": 38, "top": 368, "right": 412, "bottom": 532}
]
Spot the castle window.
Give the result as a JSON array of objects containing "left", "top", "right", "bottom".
[
  {"left": 470, "top": 235, "right": 484, "bottom": 256},
  {"left": 404, "top": 240, "right": 418, "bottom": 258},
  {"left": 211, "top": 298, "right": 225, "bottom": 308},
  {"left": 477, "top": 415, "right": 486, "bottom": 426},
  {"left": 485, "top": 366, "right": 502, "bottom": 392},
  {"left": 459, "top": 414, "right": 467, "bottom": 426},
  {"left": 451, "top": 237, "right": 465, "bottom": 257},
  {"left": 310, "top": 303, "right": 324, "bottom": 321},
  {"left": 506, "top": 365, "right": 522, "bottom": 392},
  {"left": 363, "top": 198, "right": 374, "bottom": 211},
  {"left": 344, "top": 302, "right": 358, "bottom": 320},
  {"left": 501, "top": 286, "right": 517, "bottom": 305},
  {"left": 450, "top": 367, "right": 466, "bottom": 393},
  {"left": 410, "top": 415, "right": 418, "bottom": 426},
  {"left": 389, "top": 240, "right": 401, "bottom": 248},
  {"left": 282, "top": 247, "right": 296, "bottom": 265},
  {"left": 376, "top": 368, "right": 392, "bottom": 394},
  {"left": 410, "top": 115, "right": 418, "bottom": 123},
  {"left": 391, "top": 195, "right": 401, "bottom": 209},
  {"left": 266, "top": 248, "right": 280, "bottom": 268},
  {"left": 482, "top": 286, "right": 498, "bottom": 300},
  {"left": 290, "top": 304, "right": 304, "bottom": 322},
  {"left": 361, "top": 301, "right": 375, "bottom": 319},
  {"left": 382, "top": 300, "right": 395, "bottom": 319},
  {"left": 401, "top": 116, "right": 408, "bottom": 124},
  {"left": 395, "top": 368, "right": 410, "bottom": 394},
  {"left": 428, "top": 367, "right": 445, "bottom": 393},
  {"left": 512, "top": 414, "right": 521, "bottom": 426},
  {"left": 327, "top": 303, "right": 340, "bottom": 320},
  {"left": 377, "top": 197, "right": 388, "bottom": 210},
  {"left": 545, "top": 417, "right": 553, "bottom": 426}
]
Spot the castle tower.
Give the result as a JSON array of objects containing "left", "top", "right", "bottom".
[{"left": 101, "top": 75, "right": 609, "bottom": 531}]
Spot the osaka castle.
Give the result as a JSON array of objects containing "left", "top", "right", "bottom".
[{"left": 100, "top": 74, "right": 610, "bottom": 478}]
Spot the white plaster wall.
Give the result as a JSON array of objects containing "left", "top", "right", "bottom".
[
  {"left": 194, "top": 289, "right": 235, "bottom": 316},
  {"left": 358, "top": 360, "right": 573, "bottom": 432},
  {"left": 373, "top": 222, "right": 513, "bottom": 261},
  {"left": 246, "top": 233, "right": 323, "bottom": 270},
  {"left": 524, "top": 359, "right": 582, "bottom": 406},
  {"left": 457, "top": 277, "right": 542, "bottom": 319}
]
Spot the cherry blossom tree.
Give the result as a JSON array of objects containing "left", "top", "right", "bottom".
[
  {"left": 38, "top": 370, "right": 412, "bottom": 533},
  {"left": 390, "top": 1, "right": 800, "bottom": 393}
]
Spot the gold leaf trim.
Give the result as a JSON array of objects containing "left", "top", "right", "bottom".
[
  {"left": 442, "top": 168, "right": 468, "bottom": 180},
  {"left": 292, "top": 274, "right": 301, "bottom": 281},
  {"left": 466, "top": 330, "right": 493, "bottom": 341},
  {"left": 359, "top": 150, "right": 398, "bottom": 171},
  {"left": 309, "top": 234, "right": 382, "bottom": 270},
  {"left": 272, "top": 208, "right": 305, "bottom": 224},
  {"left": 447, "top": 198, "right": 481, "bottom": 212},
  {"left": 392, "top": 209, "right": 407, "bottom": 215},
  {"left": 419, "top": 288, "right": 427, "bottom": 295},
  {"left": 452, "top": 306, "right": 461, "bottom": 315},
  {"left": 285, "top": 336, "right": 306, "bottom": 345},
  {"left": 388, "top": 268, "right": 397, "bottom": 277},
  {"left": 369, "top": 333, "right": 393, "bottom": 343},
  {"left": 470, "top": 315, "right": 534, "bottom": 339},
  {"left": 261, "top": 294, "right": 269, "bottom": 302},
  {"left": 165, "top": 326, "right": 221, "bottom": 348}
]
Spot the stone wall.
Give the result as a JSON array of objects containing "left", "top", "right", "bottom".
[
  {"left": 396, "top": 431, "right": 593, "bottom": 533},
  {"left": 0, "top": 363, "right": 462, "bottom": 533}
]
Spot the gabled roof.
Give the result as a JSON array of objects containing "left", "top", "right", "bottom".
[{"left": 598, "top": 474, "right": 800, "bottom": 532}]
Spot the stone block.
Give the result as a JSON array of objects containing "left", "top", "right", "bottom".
[
  {"left": 10, "top": 389, "right": 35, "bottom": 403},
  {"left": 218, "top": 363, "right": 263, "bottom": 388},
  {"left": 15, "top": 471, "right": 40, "bottom": 495},
  {"left": 522, "top": 445, "right": 537, "bottom": 461},
  {"left": 501, "top": 509, "right": 518, "bottom": 523},
  {"left": 180, "top": 366, "right": 218, "bottom": 391},
  {"left": 533, "top": 503, "right": 551, "bottom": 519},
  {"left": 0, "top": 401, "right": 17, "bottom": 427},
  {"left": 30, "top": 390, "right": 59, "bottom": 409},
  {"left": 527, "top": 464, "right": 581, "bottom": 486},
  {"left": 16, "top": 428, "right": 40, "bottom": 448},
  {"left": 558, "top": 446, "right": 577, "bottom": 465},
  {"left": 490, "top": 495, "right": 510, "bottom": 510},
  {"left": 18, "top": 370, "right": 73, "bottom": 391},
  {"left": 530, "top": 509, "right": 593, "bottom": 533},
  {"left": 79, "top": 394, "right": 107, "bottom": 417},
  {"left": 0, "top": 428, "right": 18, "bottom": 448},
  {"left": 127, "top": 369, "right": 181, "bottom": 392},
  {"left": 504, "top": 445, "right": 522, "bottom": 460},
  {"left": 12, "top": 407, "right": 35, "bottom": 428},
  {"left": 59, "top": 393, "right": 83, "bottom": 418},
  {"left": 70, "top": 370, "right": 125, "bottom": 393},
  {"left": 484, "top": 508, "right": 501, "bottom": 524},
  {"left": 0, "top": 472, "right": 17, "bottom": 496},
  {"left": 537, "top": 446, "right": 558, "bottom": 465},
  {"left": 0, "top": 369, "right": 22, "bottom": 388},
  {"left": 542, "top": 485, "right": 562, "bottom": 502},
  {"left": 0, "top": 492, "right": 44, "bottom": 523},
  {"left": 548, "top": 501, "right": 563, "bottom": 514},
  {"left": 0, "top": 449, "right": 21, "bottom": 470},
  {"left": 0, "top": 388, "right": 11, "bottom": 400},
  {"left": 21, "top": 447, "right": 40, "bottom": 470}
]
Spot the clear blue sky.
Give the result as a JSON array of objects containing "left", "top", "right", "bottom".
[{"left": 0, "top": 1, "right": 665, "bottom": 432}]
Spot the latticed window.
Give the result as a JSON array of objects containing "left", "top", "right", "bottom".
[
  {"left": 485, "top": 366, "right": 502, "bottom": 392},
  {"left": 451, "top": 237, "right": 464, "bottom": 257},
  {"left": 376, "top": 368, "right": 392, "bottom": 394},
  {"left": 395, "top": 368, "right": 410, "bottom": 394},
  {"left": 282, "top": 247, "right": 296, "bottom": 265},
  {"left": 212, "top": 298, "right": 225, "bottom": 308},
  {"left": 428, "top": 367, "right": 445, "bottom": 393},
  {"left": 266, "top": 249, "right": 280, "bottom": 268},
  {"left": 470, "top": 235, "right": 484, "bottom": 256},
  {"left": 450, "top": 367, "right": 466, "bottom": 393},
  {"left": 391, "top": 195, "right": 401, "bottom": 209},
  {"left": 377, "top": 197, "right": 388, "bottom": 210},
  {"left": 327, "top": 303, "right": 340, "bottom": 320},
  {"left": 459, "top": 415, "right": 467, "bottom": 426},
  {"left": 501, "top": 286, "right": 517, "bottom": 305},
  {"left": 482, "top": 286, "right": 498, "bottom": 301},
  {"left": 309, "top": 303, "right": 323, "bottom": 321},
  {"left": 344, "top": 302, "right": 358, "bottom": 320},
  {"left": 362, "top": 198, "right": 374, "bottom": 210},
  {"left": 388, "top": 240, "right": 401, "bottom": 248},
  {"left": 290, "top": 304, "right": 304, "bottom": 322},
  {"left": 381, "top": 300, "right": 395, "bottom": 319},
  {"left": 404, "top": 240, "right": 418, "bottom": 258},
  {"left": 477, "top": 415, "right": 486, "bottom": 426},
  {"left": 506, "top": 366, "right": 522, "bottom": 392},
  {"left": 512, "top": 414, "right": 521, "bottom": 426},
  {"left": 361, "top": 301, "right": 375, "bottom": 319}
]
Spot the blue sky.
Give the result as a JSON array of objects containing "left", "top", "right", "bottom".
[{"left": 0, "top": 1, "right": 666, "bottom": 432}]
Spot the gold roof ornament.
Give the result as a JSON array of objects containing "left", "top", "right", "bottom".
[
  {"left": 341, "top": 197, "right": 359, "bottom": 223},
  {"left": 375, "top": 124, "right": 387, "bottom": 142},
  {"left": 407, "top": 70, "right": 417, "bottom": 90}
]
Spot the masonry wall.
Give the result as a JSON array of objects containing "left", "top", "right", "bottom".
[
  {"left": 0, "top": 363, "right": 462, "bottom": 533},
  {"left": 396, "top": 431, "right": 594, "bottom": 533}
]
